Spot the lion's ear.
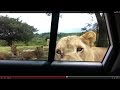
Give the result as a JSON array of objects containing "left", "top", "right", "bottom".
[{"left": 80, "top": 31, "right": 96, "bottom": 47}]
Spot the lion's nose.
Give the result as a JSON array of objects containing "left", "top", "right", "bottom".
[
  {"left": 60, "top": 53, "right": 64, "bottom": 58},
  {"left": 61, "top": 53, "right": 82, "bottom": 61}
]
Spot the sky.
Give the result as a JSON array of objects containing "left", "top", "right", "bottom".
[{"left": 0, "top": 13, "right": 97, "bottom": 34}]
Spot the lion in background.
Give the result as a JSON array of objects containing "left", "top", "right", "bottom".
[{"left": 55, "top": 31, "right": 107, "bottom": 62}]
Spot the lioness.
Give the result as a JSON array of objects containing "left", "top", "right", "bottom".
[{"left": 55, "top": 31, "right": 107, "bottom": 61}]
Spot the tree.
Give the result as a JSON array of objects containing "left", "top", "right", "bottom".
[
  {"left": 81, "top": 23, "right": 93, "bottom": 32},
  {"left": 0, "top": 15, "right": 38, "bottom": 46},
  {"left": 95, "top": 13, "right": 108, "bottom": 47},
  {"left": 81, "top": 27, "right": 87, "bottom": 31}
]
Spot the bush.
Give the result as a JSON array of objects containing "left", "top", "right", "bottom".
[
  {"left": 29, "top": 38, "right": 47, "bottom": 46},
  {"left": 0, "top": 40, "right": 8, "bottom": 46}
]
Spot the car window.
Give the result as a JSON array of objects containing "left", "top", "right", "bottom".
[
  {"left": 0, "top": 13, "right": 51, "bottom": 61},
  {"left": 55, "top": 13, "right": 109, "bottom": 62}
]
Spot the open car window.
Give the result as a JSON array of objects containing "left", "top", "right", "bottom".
[{"left": 55, "top": 13, "right": 110, "bottom": 62}]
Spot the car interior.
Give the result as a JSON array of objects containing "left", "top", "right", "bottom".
[{"left": 0, "top": 11, "right": 120, "bottom": 79}]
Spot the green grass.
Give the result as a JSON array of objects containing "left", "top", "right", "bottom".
[
  {"left": 0, "top": 46, "right": 11, "bottom": 53},
  {"left": 17, "top": 45, "right": 41, "bottom": 50}
]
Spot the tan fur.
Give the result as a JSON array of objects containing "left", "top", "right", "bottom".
[
  {"left": 21, "top": 51, "right": 35, "bottom": 60},
  {"left": 55, "top": 31, "right": 107, "bottom": 61},
  {"left": 10, "top": 44, "right": 22, "bottom": 56},
  {"left": 0, "top": 52, "right": 11, "bottom": 60},
  {"left": 21, "top": 46, "right": 44, "bottom": 60},
  {"left": 91, "top": 47, "right": 107, "bottom": 61},
  {"left": 43, "top": 46, "right": 49, "bottom": 51},
  {"left": 34, "top": 46, "right": 44, "bottom": 59}
]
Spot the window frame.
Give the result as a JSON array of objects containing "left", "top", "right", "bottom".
[{"left": 0, "top": 12, "right": 118, "bottom": 76}]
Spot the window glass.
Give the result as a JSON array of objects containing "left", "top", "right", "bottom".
[{"left": 0, "top": 13, "right": 51, "bottom": 60}]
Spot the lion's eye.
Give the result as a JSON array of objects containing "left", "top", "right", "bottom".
[
  {"left": 56, "top": 49, "right": 61, "bottom": 54},
  {"left": 77, "top": 47, "right": 83, "bottom": 52}
]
